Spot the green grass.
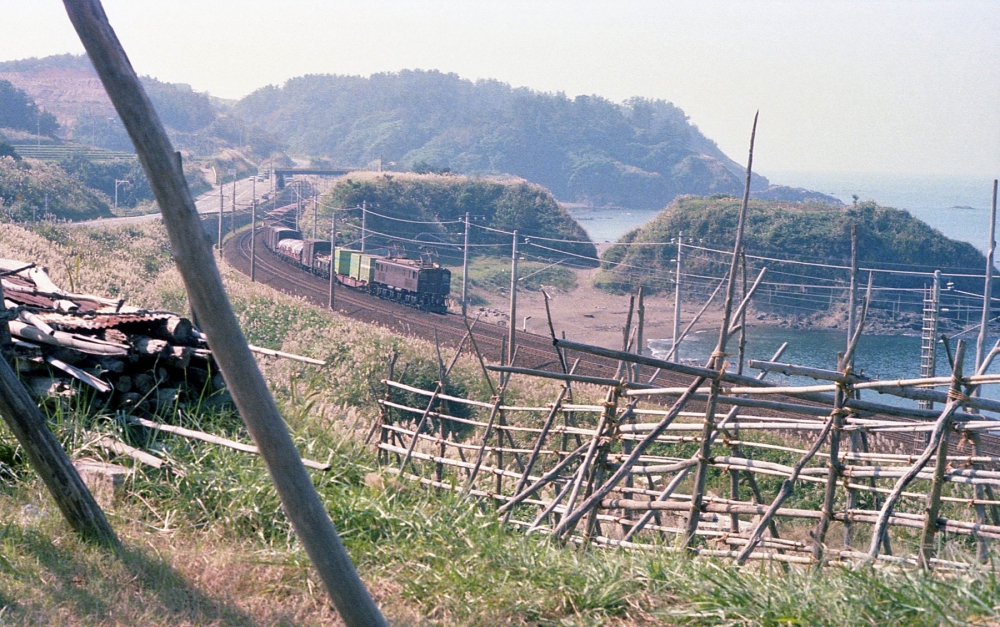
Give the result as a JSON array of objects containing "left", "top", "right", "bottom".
[
  {"left": 466, "top": 257, "right": 578, "bottom": 294},
  {"left": 2, "top": 221, "right": 1000, "bottom": 625}
]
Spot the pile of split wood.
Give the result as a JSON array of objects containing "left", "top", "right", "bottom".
[{"left": 0, "top": 259, "right": 226, "bottom": 412}]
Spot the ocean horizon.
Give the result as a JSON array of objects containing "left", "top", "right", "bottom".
[{"left": 566, "top": 171, "right": 998, "bottom": 252}]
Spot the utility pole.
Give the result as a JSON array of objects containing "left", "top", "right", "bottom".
[
  {"left": 217, "top": 179, "right": 223, "bottom": 250},
  {"left": 361, "top": 200, "right": 367, "bottom": 252},
  {"left": 977, "top": 180, "right": 999, "bottom": 379},
  {"left": 671, "top": 231, "right": 683, "bottom": 362},
  {"left": 231, "top": 171, "right": 237, "bottom": 234},
  {"left": 250, "top": 196, "right": 257, "bottom": 282},
  {"left": 295, "top": 183, "right": 301, "bottom": 231},
  {"left": 847, "top": 225, "right": 858, "bottom": 367},
  {"left": 329, "top": 212, "right": 337, "bottom": 310},
  {"left": 462, "top": 212, "right": 470, "bottom": 318},
  {"left": 508, "top": 230, "right": 519, "bottom": 366},
  {"left": 313, "top": 193, "right": 318, "bottom": 239}
]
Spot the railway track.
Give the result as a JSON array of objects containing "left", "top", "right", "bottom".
[
  {"left": 226, "top": 228, "right": 1000, "bottom": 458},
  {"left": 225, "top": 228, "right": 695, "bottom": 388}
]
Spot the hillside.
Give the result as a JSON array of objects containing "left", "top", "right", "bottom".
[
  {"left": 235, "top": 70, "right": 793, "bottom": 209},
  {"left": 322, "top": 171, "right": 598, "bottom": 264},
  {"left": 0, "top": 223, "right": 999, "bottom": 625},
  {"left": 0, "top": 156, "right": 112, "bottom": 221},
  {"left": 597, "top": 196, "right": 987, "bottom": 299},
  {"left": 0, "top": 55, "right": 278, "bottom": 158}
]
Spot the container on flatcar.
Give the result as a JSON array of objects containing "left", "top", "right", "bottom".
[
  {"left": 277, "top": 238, "right": 305, "bottom": 262},
  {"left": 333, "top": 248, "right": 352, "bottom": 276},
  {"left": 266, "top": 227, "right": 301, "bottom": 251},
  {"left": 301, "top": 239, "right": 331, "bottom": 270},
  {"left": 360, "top": 255, "right": 376, "bottom": 284}
]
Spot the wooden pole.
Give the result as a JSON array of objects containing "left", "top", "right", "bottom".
[
  {"left": 977, "top": 180, "right": 998, "bottom": 378},
  {"left": 549, "top": 374, "right": 706, "bottom": 538},
  {"left": 672, "top": 232, "right": 682, "bottom": 362},
  {"left": 508, "top": 230, "right": 519, "bottom": 366},
  {"left": 847, "top": 224, "right": 857, "bottom": 366},
  {"left": 462, "top": 212, "right": 469, "bottom": 318},
  {"left": 662, "top": 273, "right": 727, "bottom": 362},
  {"left": 250, "top": 197, "right": 257, "bottom": 282},
  {"left": 328, "top": 212, "right": 336, "bottom": 310},
  {"left": 231, "top": 172, "right": 237, "bottom": 234},
  {"left": 217, "top": 174, "right": 223, "bottom": 250},
  {"left": 867, "top": 340, "right": 966, "bottom": 561},
  {"left": 918, "top": 411, "right": 952, "bottom": 570},
  {"left": 62, "top": 3, "right": 387, "bottom": 624},
  {"left": 684, "top": 111, "right": 758, "bottom": 549},
  {"left": 0, "top": 278, "right": 117, "bottom": 546},
  {"left": 361, "top": 200, "right": 367, "bottom": 253},
  {"left": 736, "top": 412, "right": 836, "bottom": 565}
]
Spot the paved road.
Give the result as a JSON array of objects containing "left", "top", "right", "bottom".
[{"left": 69, "top": 176, "right": 272, "bottom": 228}]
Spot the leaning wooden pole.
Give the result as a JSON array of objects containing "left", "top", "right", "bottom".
[
  {"left": 866, "top": 340, "right": 967, "bottom": 561},
  {"left": 62, "top": 3, "right": 387, "bottom": 624},
  {"left": 683, "top": 111, "right": 758, "bottom": 549},
  {"left": 976, "top": 180, "right": 999, "bottom": 377}
]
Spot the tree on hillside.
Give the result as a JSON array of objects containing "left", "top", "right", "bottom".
[
  {"left": 233, "top": 70, "right": 767, "bottom": 209},
  {"left": 0, "top": 81, "right": 58, "bottom": 137}
]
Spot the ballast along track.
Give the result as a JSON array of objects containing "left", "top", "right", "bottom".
[{"left": 225, "top": 228, "right": 998, "bottom": 457}]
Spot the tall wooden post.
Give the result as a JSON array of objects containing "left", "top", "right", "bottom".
[
  {"left": 672, "top": 231, "right": 683, "bottom": 362},
  {"left": 329, "top": 212, "right": 336, "bottom": 310},
  {"left": 508, "top": 230, "right": 519, "bottom": 366},
  {"left": 63, "top": 2, "right": 387, "bottom": 623},
  {"left": 217, "top": 178, "right": 223, "bottom": 250},
  {"left": 361, "top": 200, "right": 367, "bottom": 253},
  {"left": 231, "top": 173, "right": 236, "bottom": 233},
  {"left": 250, "top": 198, "right": 257, "bottom": 282},
  {"left": 683, "top": 112, "right": 758, "bottom": 550},
  {"left": 462, "top": 212, "right": 470, "bottom": 318},
  {"left": 977, "top": 180, "right": 998, "bottom": 378},
  {"left": 847, "top": 224, "right": 857, "bottom": 366}
]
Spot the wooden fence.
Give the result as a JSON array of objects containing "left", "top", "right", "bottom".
[{"left": 373, "top": 330, "right": 1000, "bottom": 570}]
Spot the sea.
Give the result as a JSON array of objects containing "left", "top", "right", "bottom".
[{"left": 564, "top": 172, "right": 1000, "bottom": 408}]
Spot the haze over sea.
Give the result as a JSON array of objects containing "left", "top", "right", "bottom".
[
  {"left": 567, "top": 172, "right": 998, "bottom": 251},
  {"left": 566, "top": 172, "right": 1000, "bottom": 410}
]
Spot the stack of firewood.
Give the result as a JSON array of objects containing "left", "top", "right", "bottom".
[{"left": 0, "top": 259, "right": 226, "bottom": 413}]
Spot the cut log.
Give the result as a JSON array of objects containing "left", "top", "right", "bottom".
[
  {"left": 134, "top": 373, "right": 155, "bottom": 395},
  {"left": 135, "top": 337, "right": 169, "bottom": 356},
  {"left": 159, "top": 317, "right": 194, "bottom": 345}
]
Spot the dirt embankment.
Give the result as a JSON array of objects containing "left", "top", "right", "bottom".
[{"left": 466, "top": 265, "right": 951, "bottom": 355}]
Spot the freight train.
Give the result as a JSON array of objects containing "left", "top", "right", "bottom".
[{"left": 262, "top": 225, "right": 451, "bottom": 313}]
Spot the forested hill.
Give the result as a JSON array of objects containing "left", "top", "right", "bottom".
[
  {"left": 597, "top": 197, "right": 987, "bottom": 298},
  {"left": 323, "top": 172, "right": 598, "bottom": 265},
  {"left": 0, "top": 55, "right": 278, "bottom": 158},
  {"left": 235, "top": 70, "right": 782, "bottom": 209}
]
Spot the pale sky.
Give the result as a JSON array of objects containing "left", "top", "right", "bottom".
[{"left": 0, "top": 1, "right": 997, "bottom": 180}]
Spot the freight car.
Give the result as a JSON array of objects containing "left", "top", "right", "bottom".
[{"left": 262, "top": 225, "right": 451, "bottom": 313}]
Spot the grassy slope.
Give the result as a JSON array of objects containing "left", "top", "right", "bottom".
[
  {"left": 0, "top": 223, "right": 999, "bottom": 625},
  {"left": 0, "top": 157, "right": 113, "bottom": 222}
]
